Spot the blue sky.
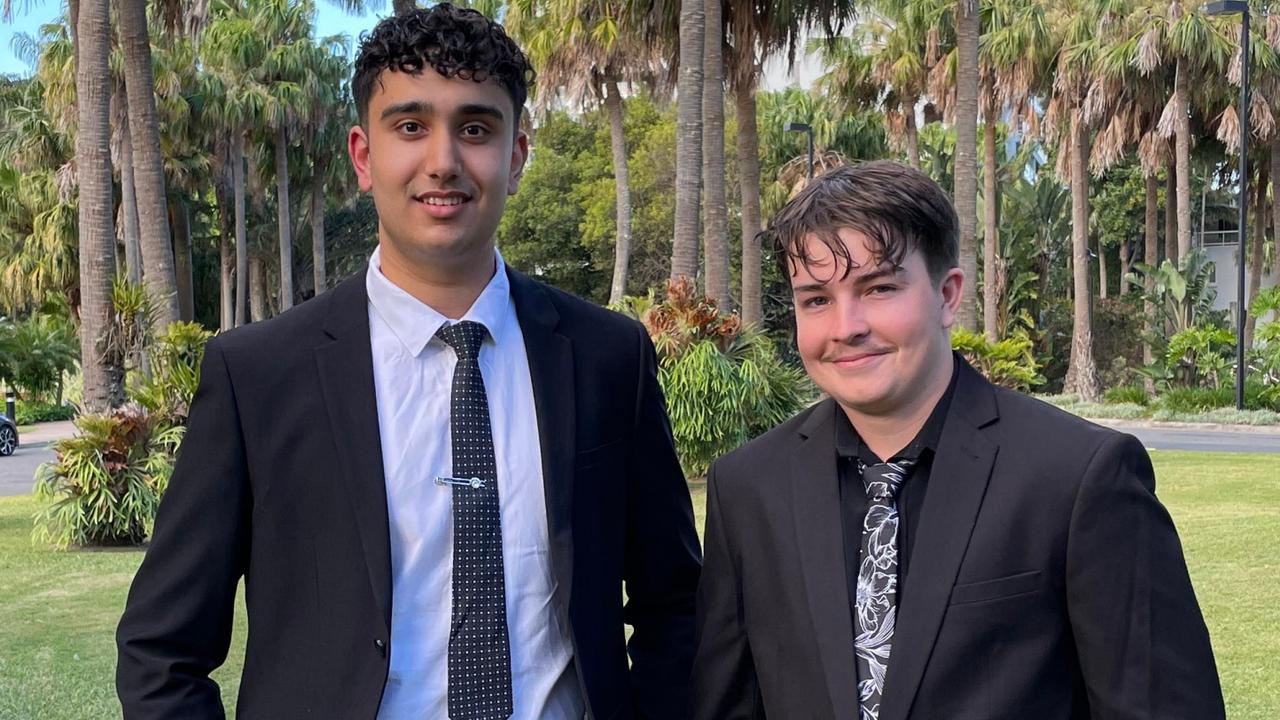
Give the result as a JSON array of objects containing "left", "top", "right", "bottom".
[{"left": 1, "top": 1, "right": 388, "bottom": 78}]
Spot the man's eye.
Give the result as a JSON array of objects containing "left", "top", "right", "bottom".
[
  {"left": 461, "top": 124, "right": 490, "bottom": 137},
  {"left": 802, "top": 296, "right": 829, "bottom": 308},
  {"left": 398, "top": 121, "right": 422, "bottom": 134},
  {"left": 868, "top": 285, "right": 897, "bottom": 295}
]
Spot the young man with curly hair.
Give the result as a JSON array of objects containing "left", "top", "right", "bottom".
[{"left": 116, "top": 6, "right": 701, "bottom": 719}]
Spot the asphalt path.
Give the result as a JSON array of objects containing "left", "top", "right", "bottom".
[{"left": 0, "top": 441, "right": 54, "bottom": 497}]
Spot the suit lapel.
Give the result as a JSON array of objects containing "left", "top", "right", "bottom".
[
  {"left": 313, "top": 271, "right": 393, "bottom": 632},
  {"left": 509, "top": 268, "right": 576, "bottom": 610},
  {"left": 791, "top": 399, "right": 861, "bottom": 718},
  {"left": 878, "top": 361, "right": 1000, "bottom": 720}
]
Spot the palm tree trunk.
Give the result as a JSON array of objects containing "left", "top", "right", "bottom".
[
  {"left": 1174, "top": 60, "right": 1193, "bottom": 262},
  {"left": 671, "top": 0, "right": 705, "bottom": 284},
  {"left": 275, "top": 126, "right": 294, "bottom": 311},
  {"left": 250, "top": 254, "right": 269, "bottom": 322},
  {"left": 233, "top": 131, "right": 249, "bottom": 327},
  {"left": 215, "top": 164, "right": 234, "bottom": 330},
  {"left": 76, "top": 0, "right": 125, "bottom": 411},
  {"left": 982, "top": 96, "right": 999, "bottom": 341},
  {"left": 604, "top": 79, "right": 634, "bottom": 305},
  {"left": 1119, "top": 239, "right": 1131, "bottom": 296},
  {"left": 171, "top": 198, "right": 195, "bottom": 321},
  {"left": 1245, "top": 161, "right": 1268, "bottom": 348},
  {"left": 118, "top": 108, "right": 143, "bottom": 285},
  {"left": 701, "top": 0, "right": 730, "bottom": 310},
  {"left": 120, "top": 0, "right": 179, "bottom": 328},
  {"left": 1064, "top": 108, "right": 1101, "bottom": 400},
  {"left": 311, "top": 166, "right": 327, "bottom": 296},
  {"left": 220, "top": 233, "right": 233, "bottom": 331},
  {"left": 1098, "top": 238, "right": 1108, "bottom": 300},
  {"left": 954, "top": 0, "right": 980, "bottom": 331},
  {"left": 1144, "top": 172, "right": 1159, "bottom": 394},
  {"left": 737, "top": 80, "right": 763, "bottom": 328},
  {"left": 905, "top": 110, "right": 921, "bottom": 170},
  {"left": 1165, "top": 163, "right": 1177, "bottom": 265},
  {"left": 1273, "top": 137, "right": 1280, "bottom": 288}
]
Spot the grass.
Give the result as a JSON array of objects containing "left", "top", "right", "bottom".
[{"left": 2, "top": 458, "right": 1277, "bottom": 718}]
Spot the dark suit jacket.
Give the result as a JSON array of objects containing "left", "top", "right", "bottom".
[
  {"left": 117, "top": 267, "right": 702, "bottom": 720},
  {"left": 691, "top": 359, "right": 1224, "bottom": 720}
]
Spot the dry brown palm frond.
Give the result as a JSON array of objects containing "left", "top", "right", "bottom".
[
  {"left": 778, "top": 150, "right": 852, "bottom": 197},
  {"left": 1043, "top": 96, "right": 1063, "bottom": 145},
  {"left": 927, "top": 59, "right": 951, "bottom": 115},
  {"left": 56, "top": 161, "right": 76, "bottom": 202},
  {"left": 1268, "top": 15, "right": 1280, "bottom": 51},
  {"left": 927, "top": 27, "right": 941, "bottom": 67},
  {"left": 1138, "top": 130, "right": 1165, "bottom": 176},
  {"left": 1023, "top": 103, "right": 1042, "bottom": 142},
  {"left": 1081, "top": 78, "right": 1109, "bottom": 126},
  {"left": 1250, "top": 93, "right": 1275, "bottom": 140},
  {"left": 1156, "top": 93, "right": 1179, "bottom": 139},
  {"left": 1091, "top": 113, "right": 1129, "bottom": 173},
  {"left": 1135, "top": 27, "right": 1163, "bottom": 75},
  {"left": 1228, "top": 48, "right": 1242, "bottom": 86},
  {"left": 885, "top": 110, "right": 908, "bottom": 147},
  {"left": 1054, "top": 130, "right": 1072, "bottom": 182},
  {"left": 1167, "top": 0, "right": 1183, "bottom": 24},
  {"left": 1217, "top": 103, "right": 1241, "bottom": 154}
]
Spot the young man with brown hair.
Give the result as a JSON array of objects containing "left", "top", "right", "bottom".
[{"left": 691, "top": 160, "right": 1222, "bottom": 720}]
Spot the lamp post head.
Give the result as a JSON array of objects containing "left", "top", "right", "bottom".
[
  {"left": 785, "top": 122, "right": 812, "bottom": 133},
  {"left": 1205, "top": 0, "right": 1248, "bottom": 15}
]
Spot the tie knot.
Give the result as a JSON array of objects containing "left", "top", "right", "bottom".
[
  {"left": 436, "top": 321, "right": 488, "bottom": 360},
  {"left": 858, "top": 459, "right": 916, "bottom": 501}
]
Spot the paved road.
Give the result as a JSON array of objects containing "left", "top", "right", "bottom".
[
  {"left": 0, "top": 441, "right": 54, "bottom": 497},
  {"left": 1107, "top": 424, "right": 1280, "bottom": 455},
  {"left": 3, "top": 419, "right": 1278, "bottom": 498}
]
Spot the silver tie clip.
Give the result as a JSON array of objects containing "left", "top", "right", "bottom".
[{"left": 435, "top": 476, "right": 486, "bottom": 489}]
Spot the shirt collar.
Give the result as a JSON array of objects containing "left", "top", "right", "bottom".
[
  {"left": 834, "top": 353, "right": 960, "bottom": 464},
  {"left": 365, "top": 245, "right": 512, "bottom": 357}
]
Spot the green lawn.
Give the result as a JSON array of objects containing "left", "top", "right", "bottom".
[{"left": 1, "top": 452, "right": 1276, "bottom": 718}]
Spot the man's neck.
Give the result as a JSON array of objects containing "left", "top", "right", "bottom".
[
  {"left": 841, "top": 353, "right": 954, "bottom": 461},
  {"left": 376, "top": 241, "right": 496, "bottom": 320}
]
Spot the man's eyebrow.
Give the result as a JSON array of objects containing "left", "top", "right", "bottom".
[
  {"left": 380, "top": 100, "right": 433, "bottom": 120},
  {"left": 850, "top": 266, "right": 901, "bottom": 286},
  {"left": 457, "top": 103, "right": 506, "bottom": 122}
]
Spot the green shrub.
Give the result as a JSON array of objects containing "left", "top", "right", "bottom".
[
  {"left": 15, "top": 400, "right": 76, "bottom": 424},
  {"left": 617, "top": 278, "right": 813, "bottom": 478},
  {"left": 130, "top": 321, "right": 213, "bottom": 429},
  {"left": 32, "top": 404, "right": 182, "bottom": 548},
  {"left": 951, "top": 327, "right": 1045, "bottom": 391},
  {"left": 1165, "top": 325, "right": 1235, "bottom": 389},
  {"left": 1104, "top": 385, "right": 1149, "bottom": 406},
  {"left": 1155, "top": 383, "right": 1278, "bottom": 414},
  {"left": 0, "top": 313, "right": 79, "bottom": 401}
]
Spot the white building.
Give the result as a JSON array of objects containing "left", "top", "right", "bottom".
[{"left": 1199, "top": 229, "right": 1279, "bottom": 334}]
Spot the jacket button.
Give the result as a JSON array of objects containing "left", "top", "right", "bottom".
[{"left": 374, "top": 638, "right": 386, "bottom": 657}]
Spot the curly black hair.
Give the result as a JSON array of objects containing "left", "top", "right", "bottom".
[{"left": 352, "top": 4, "right": 536, "bottom": 129}]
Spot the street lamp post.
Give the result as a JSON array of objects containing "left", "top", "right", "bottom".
[
  {"left": 1206, "top": 0, "right": 1250, "bottom": 410},
  {"left": 786, "top": 122, "right": 815, "bottom": 180}
]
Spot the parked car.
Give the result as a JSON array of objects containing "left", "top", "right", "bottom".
[{"left": 0, "top": 413, "right": 18, "bottom": 456}]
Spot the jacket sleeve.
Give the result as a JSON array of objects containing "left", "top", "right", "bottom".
[
  {"left": 623, "top": 324, "right": 703, "bottom": 719},
  {"left": 116, "top": 338, "right": 251, "bottom": 719},
  {"left": 1066, "top": 433, "right": 1225, "bottom": 719},
  {"left": 689, "top": 460, "right": 761, "bottom": 720}
]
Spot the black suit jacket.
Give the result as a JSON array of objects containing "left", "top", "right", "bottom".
[
  {"left": 691, "top": 359, "right": 1224, "bottom": 720},
  {"left": 117, "top": 267, "right": 702, "bottom": 719}
]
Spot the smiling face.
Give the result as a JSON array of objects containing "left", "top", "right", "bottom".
[
  {"left": 348, "top": 67, "right": 528, "bottom": 282},
  {"left": 792, "top": 227, "right": 963, "bottom": 420}
]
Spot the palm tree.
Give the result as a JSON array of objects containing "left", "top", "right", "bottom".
[
  {"left": 979, "top": 0, "right": 1050, "bottom": 340},
  {"left": 118, "top": 0, "right": 180, "bottom": 327},
  {"left": 505, "top": 0, "right": 660, "bottom": 305},
  {"left": 76, "top": 0, "right": 126, "bottom": 410},
  {"left": 726, "top": 0, "right": 857, "bottom": 326},
  {"left": 1047, "top": 0, "right": 1104, "bottom": 400},
  {"left": 954, "top": 0, "right": 981, "bottom": 331},
  {"left": 701, "top": 0, "right": 730, "bottom": 310},
  {"left": 297, "top": 38, "right": 351, "bottom": 297},
  {"left": 671, "top": 0, "right": 704, "bottom": 284}
]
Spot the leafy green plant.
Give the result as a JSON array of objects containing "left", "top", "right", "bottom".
[
  {"left": 15, "top": 399, "right": 76, "bottom": 424},
  {"left": 1251, "top": 287, "right": 1280, "bottom": 405},
  {"left": 1103, "top": 385, "right": 1149, "bottom": 406},
  {"left": 0, "top": 313, "right": 78, "bottom": 402},
  {"left": 131, "top": 321, "right": 213, "bottom": 430},
  {"left": 1165, "top": 325, "right": 1236, "bottom": 390},
  {"left": 32, "top": 404, "right": 182, "bottom": 548},
  {"left": 950, "top": 327, "right": 1045, "bottom": 391},
  {"left": 616, "top": 277, "right": 813, "bottom": 478}
]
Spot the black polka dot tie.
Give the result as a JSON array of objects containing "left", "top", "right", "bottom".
[{"left": 436, "top": 321, "right": 513, "bottom": 720}]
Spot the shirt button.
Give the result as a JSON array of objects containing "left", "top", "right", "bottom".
[{"left": 374, "top": 638, "right": 386, "bottom": 657}]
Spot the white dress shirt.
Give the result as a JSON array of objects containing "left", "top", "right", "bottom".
[{"left": 367, "top": 247, "right": 583, "bottom": 720}]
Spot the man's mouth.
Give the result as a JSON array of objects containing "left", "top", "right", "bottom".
[{"left": 414, "top": 192, "right": 471, "bottom": 206}]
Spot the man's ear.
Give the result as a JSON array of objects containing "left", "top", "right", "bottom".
[
  {"left": 508, "top": 129, "right": 529, "bottom": 196},
  {"left": 938, "top": 267, "right": 965, "bottom": 329},
  {"left": 349, "top": 124, "right": 373, "bottom": 193}
]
